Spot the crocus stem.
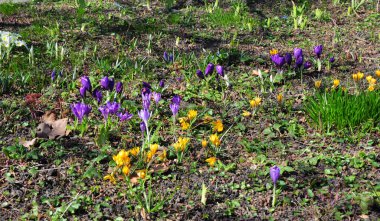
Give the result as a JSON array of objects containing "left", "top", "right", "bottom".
[
  {"left": 272, "top": 184, "right": 276, "bottom": 207},
  {"left": 172, "top": 116, "right": 176, "bottom": 136},
  {"left": 146, "top": 123, "right": 150, "bottom": 146}
]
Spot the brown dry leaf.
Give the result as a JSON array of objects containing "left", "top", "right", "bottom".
[
  {"left": 149, "top": 162, "right": 170, "bottom": 174},
  {"left": 129, "top": 176, "right": 139, "bottom": 184},
  {"left": 252, "top": 70, "right": 260, "bottom": 76},
  {"left": 49, "top": 118, "right": 68, "bottom": 139},
  {"left": 36, "top": 123, "right": 52, "bottom": 138},
  {"left": 359, "top": 214, "right": 369, "bottom": 219},
  {"left": 19, "top": 138, "right": 37, "bottom": 148},
  {"left": 41, "top": 111, "right": 56, "bottom": 125}
]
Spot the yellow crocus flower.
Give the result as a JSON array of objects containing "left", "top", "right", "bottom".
[
  {"left": 213, "top": 119, "right": 224, "bottom": 132},
  {"left": 122, "top": 165, "right": 130, "bottom": 175},
  {"left": 277, "top": 93, "right": 283, "bottom": 103},
  {"left": 242, "top": 110, "right": 251, "bottom": 117},
  {"left": 103, "top": 174, "right": 116, "bottom": 184},
  {"left": 315, "top": 80, "right": 322, "bottom": 89},
  {"left": 352, "top": 74, "right": 358, "bottom": 81},
  {"left": 187, "top": 110, "right": 197, "bottom": 120},
  {"left": 375, "top": 70, "right": 380, "bottom": 78},
  {"left": 357, "top": 72, "right": 364, "bottom": 80},
  {"left": 270, "top": 49, "right": 278, "bottom": 55},
  {"left": 333, "top": 79, "right": 340, "bottom": 88},
  {"left": 206, "top": 157, "right": 217, "bottom": 167},
  {"left": 136, "top": 170, "right": 146, "bottom": 179},
  {"left": 209, "top": 134, "right": 221, "bottom": 147},
  {"left": 201, "top": 139, "right": 207, "bottom": 148}
]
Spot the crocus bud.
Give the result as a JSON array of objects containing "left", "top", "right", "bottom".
[
  {"left": 163, "top": 51, "right": 169, "bottom": 62},
  {"left": 271, "top": 54, "right": 285, "bottom": 68},
  {"left": 196, "top": 70, "right": 204, "bottom": 79},
  {"left": 170, "top": 103, "right": 179, "bottom": 116},
  {"left": 108, "top": 78, "right": 115, "bottom": 91},
  {"left": 295, "top": 55, "right": 304, "bottom": 68},
  {"left": 159, "top": 79, "right": 165, "bottom": 88},
  {"left": 100, "top": 76, "right": 110, "bottom": 90},
  {"left": 140, "top": 121, "right": 146, "bottom": 133},
  {"left": 284, "top": 53, "right": 292, "bottom": 65},
  {"left": 304, "top": 61, "right": 312, "bottom": 69},
  {"left": 116, "top": 82, "right": 123, "bottom": 93},
  {"left": 92, "top": 89, "right": 102, "bottom": 103},
  {"left": 51, "top": 70, "right": 56, "bottom": 81},
  {"left": 81, "top": 76, "right": 92, "bottom": 92},
  {"left": 216, "top": 65, "right": 224, "bottom": 77},
  {"left": 153, "top": 92, "right": 161, "bottom": 103},
  {"left": 314, "top": 45, "right": 323, "bottom": 58},
  {"left": 329, "top": 57, "right": 335, "bottom": 63},
  {"left": 204, "top": 63, "right": 214, "bottom": 76},
  {"left": 138, "top": 109, "right": 151, "bottom": 125},
  {"left": 172, "top": 95, "right": 181, "bottom": 105},
  {"left": 142, "top": 81, "right": 152, "bottom": 89},
  {"left": 294, "top": 48, "right": 303, "bottom": 58},
  {"left": 79, "top": 86, "right": 86, "bottom": 98},
  {"left": 270, "top": 166, "right": 280, "bottom": 185}
]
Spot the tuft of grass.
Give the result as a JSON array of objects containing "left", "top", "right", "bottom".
[
  {"left": 304, "top": 89, "right": 380, "bottom": 133},
  {"left": 0, "top": 3, "right": 22, "bottom": 15}
]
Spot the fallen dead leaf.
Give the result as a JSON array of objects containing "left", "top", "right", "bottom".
[
  {"left": 19, "top": 138, "right": 37, "bottom": 148},
  {"left": 49, "top": 118, "right": 68, "bottom": 139},
  {"left": 41, "top": 111, "right": 56, "bottom": 125},
  {"left": 36, "top": 118, "right": 68, "bottom": 139}
]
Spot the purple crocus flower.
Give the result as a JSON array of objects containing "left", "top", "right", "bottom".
[
  {"left": 98, "top": 105, "right": 110, "bottom": 120},
  {"left": 271, "top": 54, "right": 285, "bottom": 67},
  {"left": 142, "top": 91, "right": 151, "bottom": 109},
  {"left": 172, "top": 95, "right": 181, "bottom": 105},
  {"left": 79, "top": 87, "right": 87, "bottom": 98},
  {"left": 118, "top": 111, "right": 133, "bottom": 121},
  {"left": 170, "top": 103, "right": 179, "bottom": 116},
  {"left": 140, "top": 121, "right": 146, "bottom": 133},
  {"left": 100, "top": 76, "right": 114, "bottom": 91},
  {"left": 314, "top": 45, "right": 323, "bottom": 58},
  {"left": 108, "top": 78, "right": 115, "bottom": 91},
  {"left": 153, "top": 92, "right": 161, "bottom": 104},
  {"left": 138, "top": 109, "right": 150, "bottom": 126},
  {"left": 163, "top": 52, "right": 174, "bottom": 63},
  {"left": 71, "top": 102, "right": 92, "bottom": 123},
  {"left": 294, "top": 48, "right": 303, "bottom": 58},
  {"left": 329, "top": 57, "right": 335, "bottom": 63},
  {"left": 106, "top": 101, "right": 120, "bottom": 114},
  {"left": 143, "top": 98, "right": 151, "bottom": 110},
  {"left": 304, "top": 61, "right": 312, "bottom": 69},
  {"left": 216, "top": 65, "right": 224, "bottom": 77},
  {"left": 196, "top": 70, "right": 204, "bottom": 79},
  {"left": 270, "top": 166, "right": 280, "bottom": 185},
  {"left": 284, "top": 53, "right": 292, "bottom": 65},
  {"left": 163, "top": 51, "right": 169, "bottom": 62},
  {"left": 295, "top": 55, "right": 304, "bottom": 68},
  {"left": 81, "top": 76, "right": 92, "bottom": 92},
  {"left": 100, "top": 76, "right": 110, "bottom": 90},
  {"left": 115, "top": 82, "right": 123, "bottom": 94},
  {"left": 205, "top": 63, "right": 214, "bottom": 76},
  {"left": 51, "top": 70, "right": 56, "bottom": 81},
  {"left": 142, "top": 81, "right": 152, "bottom": 89},
  {"left": 92, "top": 89, "right": 102, "bottom": 103},
  {"left": 159, "top": 79, "right": 165, "bottom": 88}
]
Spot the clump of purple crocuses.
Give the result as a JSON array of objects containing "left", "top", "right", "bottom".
[{"left": 71, "top": 102, "right": 92, "bottom": 123}]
